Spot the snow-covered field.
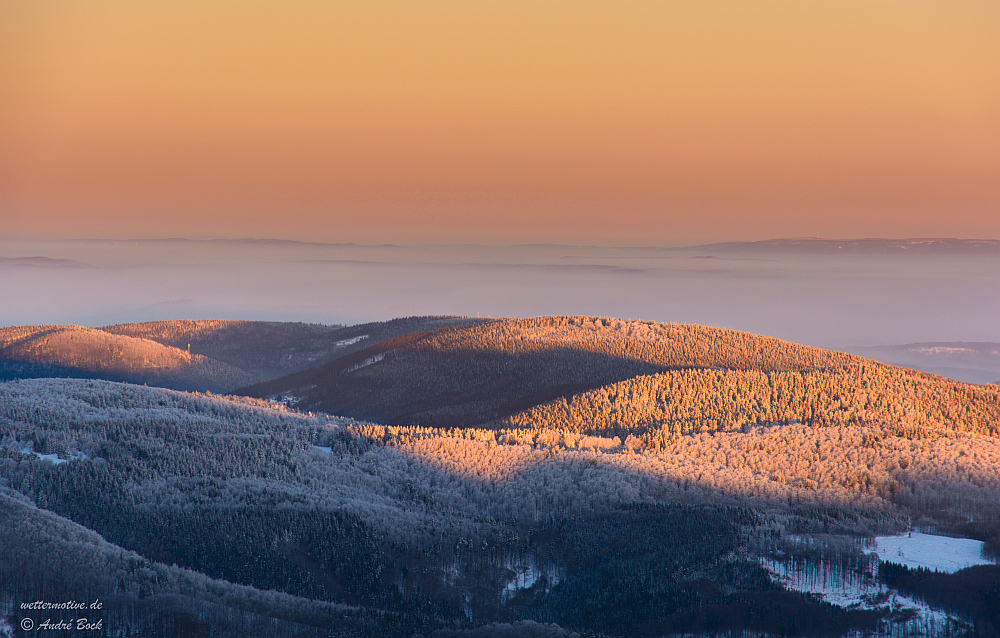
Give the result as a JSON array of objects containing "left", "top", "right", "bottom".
[
  {"left": 874, "top": 532, "right": 991, "bottom": 572},
  {"left": 760, "top": 532, "right": 995, "bottom": 635}
]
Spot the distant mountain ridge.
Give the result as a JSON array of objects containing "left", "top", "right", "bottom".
[
  {"left": 15, "top": 235, "right": 999, "bottom": 254},
  {"left": 848, "top": 342, "right": 1000, "bottom": 386},
  {"left": 687, "top": 237, "right": 1000, "bottom": 255},
  {"left": 0, "top": 256, "right": 90, "bottom": 268}
]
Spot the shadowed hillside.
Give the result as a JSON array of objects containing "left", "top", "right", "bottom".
[
  {"left": 104, "top": 320, "right": 339, "bottom": 379},
  {"left": 102, "top": 316, "right": 475, "bottom": 379},
  {"left": 0, "top": 492, "right": 391, "bottom": 638},
  {"left": 241, "top": 316, "right": 867, "bottom": 427},
  {"left": 1, "top": 316, "right": 474, "bottom": 393}
]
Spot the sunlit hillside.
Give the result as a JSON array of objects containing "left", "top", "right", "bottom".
[
  {"left": 244, "top": 316, "right": 967, "bottom": 432},
  {"left": 0, "top": 325, "right": 256, "bottom": 391},
  {"left": 497, "top": 365, "right": 1000, "bottom": 440}
]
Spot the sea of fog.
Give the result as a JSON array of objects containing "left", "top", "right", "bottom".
[{"left": 1, "top": 239, "right": 998, "bottom": 356}]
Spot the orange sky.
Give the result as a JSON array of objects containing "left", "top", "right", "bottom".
[{"left": 1, "top": 1, "right": 998, "bottom": 244}]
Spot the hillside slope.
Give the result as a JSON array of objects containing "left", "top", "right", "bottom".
[
  {"left": 241, "top": 316, "right": 869, "bottom": 427},
  {"left": 5, "top": 317, "right": 1000, "bottom": 635},
  {"left": 102, "top": 317, "right": 468, "bottom": 379},
  {"left": 497, "top": 364, "right": 1000, "bottom": 443},
  {"left": 3, "top": 377, "right": 999, "bottom": 635},
  {"left": 0, "top": 325, "right": 256, "bottom": 391},
  {"left": 0, "top": 316, "right": 472, "bottom": 393},
  {"left": 0, "top": 491, "right": 382, "bottom": 638}
]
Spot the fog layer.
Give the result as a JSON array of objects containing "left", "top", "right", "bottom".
[{"left": 2, "top": 238, "right": 997, "bottom": 351}]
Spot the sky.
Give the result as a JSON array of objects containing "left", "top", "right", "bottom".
[{"left": 2, "top": 1, "right": 998, "bottom": 245}]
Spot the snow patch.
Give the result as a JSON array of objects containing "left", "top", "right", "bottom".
[
  {"left": 760, "top": 555, "right": 879, "bottom": 607},
  {"left": 20, "top": 446, "right": 88, "bottom": 465},
  {"left": 336, "top": 335, "right": 368, "bottom": 347},
  {"left": 312, "top": 446, "right": 332, "bottom": 455},
  {"left": 873, "top": 532, "right": 991, "bottom": 573},
  {"left": 501, "top": 556, "right": 563, "bottom": 604},
  {"left": 345, "top": 352, "right": 385, "bottom": 372}
]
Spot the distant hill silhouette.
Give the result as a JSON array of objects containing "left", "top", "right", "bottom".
[
  {"left": 848, "top": 342, "right": 1000, "bottom": 386},
  {"left": 687, "top": 237, "right": 1000, "bottom": 256}
]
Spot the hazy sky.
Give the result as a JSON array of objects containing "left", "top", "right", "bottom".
[{"left": 2, "top": 1, "right": 998, "bottom": 244}]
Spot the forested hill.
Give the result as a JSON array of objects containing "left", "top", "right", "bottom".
[
  {"left": 101, "top": 316, "right": 472, "bottom": 379},
  {"left": 3, "top": 377, "right": 999, "bottom": 636},
  {"left": 499, "top": 364, "right": 1000, "bottom": 445},
  {"left": 0, "top": 316, "right": 471, "bottom": 393},
  {"left": 0, "top": 325, "right": 256, "bottom": 392},
  {"left": 240, "top": 316, "right": 873, "bottom": 427}
]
